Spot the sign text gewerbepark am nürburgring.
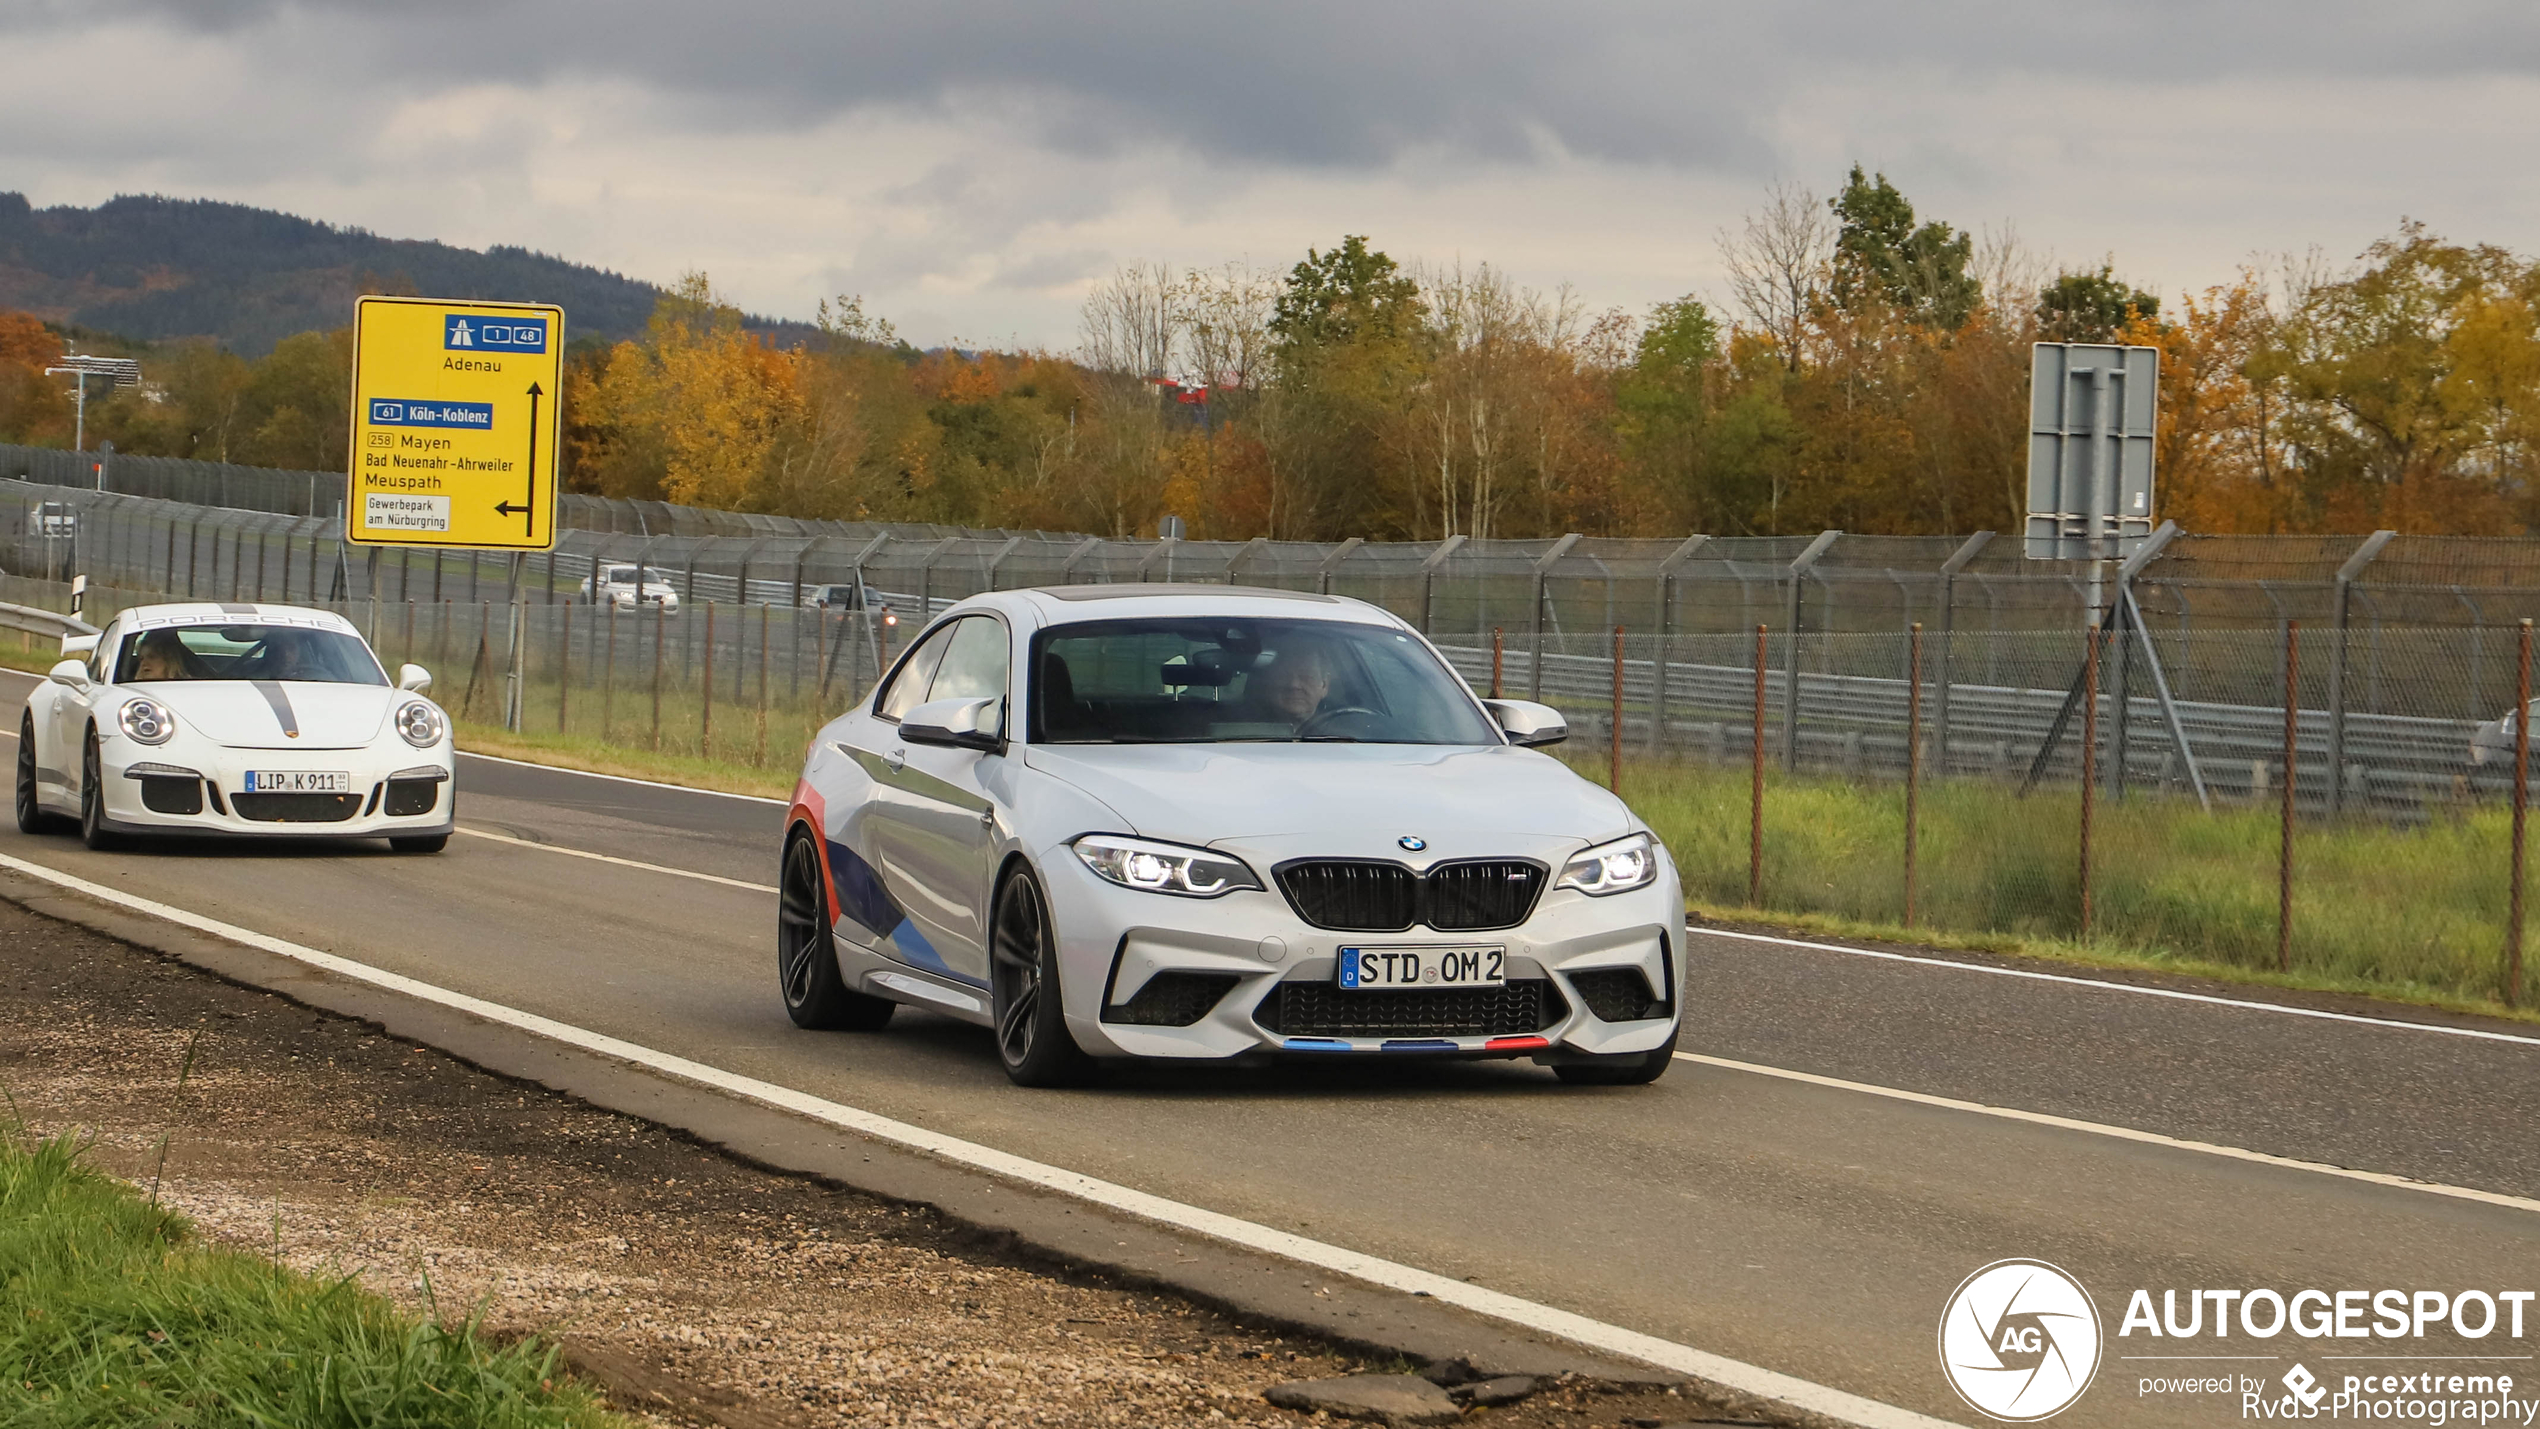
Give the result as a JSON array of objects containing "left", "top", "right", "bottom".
[{"left": 346, "top": 296, "right": 564, "bottom": 551}]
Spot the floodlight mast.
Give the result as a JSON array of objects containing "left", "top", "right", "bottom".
[{"left": 41, "top": 353, "right": 143, "bottom": 454}]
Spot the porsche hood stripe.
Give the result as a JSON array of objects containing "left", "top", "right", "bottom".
[{"left": 250, "top": 681, "right": 298, "bottom": 737}]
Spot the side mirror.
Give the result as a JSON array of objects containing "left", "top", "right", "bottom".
[
  {"left": 1483, "top": 698, "right": 1567, "bottom": 747},
  {"left": 48, "top": 658, "right": 91, "bottom": 691},
  {"left": 397, "top": 664, "right": 432, "bottom": 694},
  {"left": 900, "top": 696, "right": 1005, "bottom": 753}
]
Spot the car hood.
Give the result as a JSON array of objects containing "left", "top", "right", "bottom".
[
  {"left": 1021, "top": 743, "right": 1633, "bottom": 850},
  {"left": 144, "top": 681, "right": 400, "bottom": 750}
]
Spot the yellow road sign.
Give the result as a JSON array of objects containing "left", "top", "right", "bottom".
[{"left": 347, "top": 295, "right": 564, "bottom": 550}]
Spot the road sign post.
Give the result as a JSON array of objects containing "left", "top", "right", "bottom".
[{"left": 346, "top": 296, "right": 565, "bottom": 553}]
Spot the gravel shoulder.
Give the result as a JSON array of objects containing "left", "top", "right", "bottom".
[{"left": 0, "top": 894, "right": 1743, "bottom": 1429}]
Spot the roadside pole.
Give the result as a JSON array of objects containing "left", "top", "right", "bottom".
[
  {"left": 1906, "top": 622, "right": 1921, "bottom": 930},
  {"left": 2512, "top": 619, "right": 2532, "bottom": 1008},
  {"left": 504, "top": 551, "right": 525, "bottom": 732},
  {"left": 1609, "top": 625, "right": 1624, "bottom": 794},
  {"left": 701, "top": 602, "right": 716, "bottom": 760},
  {"left": 1751, "top": 624, "right": 1767, "bottom": 908},
  {"left": 2280, "top": 621, "right": 2299, "bottom": 974},
  {"left": 2079, "top": 621, "right": 2099, "bottom": 941},
  {"left": 1491, "top": 628, "right": 1504, "bottom": 699}
]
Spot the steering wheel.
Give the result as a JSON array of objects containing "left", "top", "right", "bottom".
[{"left": 1296, "top": 705, "right": 1384, "bottom": 739}]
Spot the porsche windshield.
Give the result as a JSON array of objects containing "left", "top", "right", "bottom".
[
  {"left": 114, "top": 625, "right": 387, "bottom": 686},
  {"left": 1030, "top": 618, "right": 1497, "bottom": 745}
]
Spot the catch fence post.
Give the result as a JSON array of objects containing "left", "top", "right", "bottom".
[
  {"left": 1751, "top": 623, "right": 1767, "bottom": 907},
  {"left": 1609, "top": 625, "right": 1624, "bottom": 794},
  {"left": 559, "top": 601, "right": 573, "bottom": 734},
  {"left": 756, "top": 603, "right": 770, "bottom": 766},
  {"left": 1651, "top": 535, "right": 1708, "bottom": 757},
  {"left": 651, "top": 602, "right": 665, "bottom": 752},
  {"left": 2080, "top": 620, "right": 2100, "bottom": 941},
  {"left": 1491, "top": 628, "right": 1504, "bottom": 698},
  {"left": 702, "top": 601, "right": 716, "bottom": 759},
  {"left": 2326, "top": 531, "right": 2397, "bottom": 817},
  {"left": 1906, "top": 622, "right": 1921, "bottom": 930},
  {"left": 603, "top": 605, "right": 618, "bottom": 742},
  {"left": 1783, "top": 531, "right": 1841, "bottom": 771},
  {"left": 2512, "top": 619, "right": 2532, "bottom": 1008},
  {"left": 2281, "top": 620, "right": 2300, "bottom": 973}
]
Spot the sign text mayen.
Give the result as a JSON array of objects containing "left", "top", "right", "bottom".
[{"left": 347, "top": 295, "right": 564, "bottom": 550}]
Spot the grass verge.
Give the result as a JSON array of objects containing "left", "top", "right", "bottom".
[
  {"left": 454, "top": 719, "right": 797, "bottom": 801},
  {"left": 0, "top": 1121, "right": 629, "bottom": 1427},
  {"left": 1585, "top": 753, "right": 2540, "bottom": 1024}
]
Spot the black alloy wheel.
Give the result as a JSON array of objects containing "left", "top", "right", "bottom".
[
  {"left": 78, "top": 729, "right": 119, "bottom": 851},
  {"left": 1551, "top": 1016, "right": 1679, "bottom": 1086},
  {"left": 777, "top": 832, "right": 894, "bottom": 1031},
  {"left": 16, "top": 711, "right": 63, "bottom": 835},
  {"left": 989, "top": 865, "right": 1093, "bottom": 1087}
]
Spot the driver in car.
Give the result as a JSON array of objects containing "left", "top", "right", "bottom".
[
  {"left": 130, "top": 630, "right": 189, "bottom": 682},
  {"left": 1242, "top": 640, "right": 1335, "bottom": 731}
]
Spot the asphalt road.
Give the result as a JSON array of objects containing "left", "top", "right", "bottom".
[{"left": 4, "top": 666, "right": 2535, "bottom": 1428}]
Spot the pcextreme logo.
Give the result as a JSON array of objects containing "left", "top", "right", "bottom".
[{"left": 1940, "top": 1259, "right": 2105, "bottom": 1421}]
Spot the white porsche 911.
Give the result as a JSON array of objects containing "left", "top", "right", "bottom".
[
  {"left": 779, "top": 585, "right": 1683, "bottom": 1087},
  {"left": 15, "top": 602, "right": 455, "bottom": 852}
]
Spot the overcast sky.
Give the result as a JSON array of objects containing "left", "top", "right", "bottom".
[{"left": 4, "top": 1, "right": 2534, "bottom": 348}]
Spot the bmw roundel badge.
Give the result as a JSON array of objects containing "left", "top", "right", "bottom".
[{"left": 1398, "top": 835, "right": 1427, "bottom": 851}]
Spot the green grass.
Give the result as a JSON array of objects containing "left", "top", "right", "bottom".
[
  {"left": 0, "top": 1122, "right": 631, "bottom": 1428},
  {"left": 1590, "top": 753, "right": 2539, "bottom": 1019}
]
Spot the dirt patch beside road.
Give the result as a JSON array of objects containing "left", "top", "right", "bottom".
[{"left": 0, "top": 896, "right": 1739, "bottom": 1429}]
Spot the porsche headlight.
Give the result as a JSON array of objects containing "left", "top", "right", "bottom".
[
  {"left": 395, "top": 700, "right": 445, "bottom": 749},
  {"left": 117, "top": 697, "right": 175, "bottom": 746},
  {"left": 1072, "top": 834, "right": 1262, "bottom": 898},
  {"left": 1557, "top": 832, "right": 1658, "bottom": 896}
]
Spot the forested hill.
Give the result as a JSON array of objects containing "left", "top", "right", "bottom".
[{"left": 0, "top": 192, "right": 812, "bottom": 356}]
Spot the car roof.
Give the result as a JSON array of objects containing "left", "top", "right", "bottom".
[
  {"left": 993, "top": 584, "right": 1402, "bottom": 629},
  {"left": 110, "top": 602, "right": 362, "bottom": 636}
]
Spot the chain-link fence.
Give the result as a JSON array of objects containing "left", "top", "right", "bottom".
[{"left": 5, "top": 447, "right": 2539, "bottom": 1005}]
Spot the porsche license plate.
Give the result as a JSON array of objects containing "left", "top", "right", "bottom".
[
  {"left": 1337, "top": 946, "right": 1506, "bottom": 990},
  {"left": 243, "top": 770, "right": 351, "bottom": 793}
]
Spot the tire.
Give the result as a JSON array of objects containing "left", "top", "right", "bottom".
[
  {"left": 16, "top": 711, "right": 65, "bottom": 835},
  {"left": 390, "top": 833, "right": 449, "bottom": 854},
  {"left": 988, "top": 865, "right": 1094, "bottom": 1087},
  {"left": 77, "top": 729, "right": 121, "bottom": 851},
  {"left": 1552, "top": 1016, "right": 1679, "bottom": 1086},
  {"left": 777, "top": 831, "right": 894, "bottom": 1031}
]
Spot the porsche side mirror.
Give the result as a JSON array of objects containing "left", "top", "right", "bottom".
[
  {"left": 47, "top": 658, "right": 90, "bottom": 691},
  {"left": 900, "top": 696, "right": 1005, "bottom": 753},
  {"left": 1483, "top": 698, "right": 1567, "bottom": 747},
  {"left": 397, "top": 664, "right": 432, "bottom": 694}
]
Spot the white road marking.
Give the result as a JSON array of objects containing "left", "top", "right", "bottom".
[
  {"left": 454, "top": 825, "right": 777, "bottom": 893},
  {"left": 0, "top": 848, "right": 1960, "bottom": 1429},
  {"left": 1673, "top": 1051, "right": 2540, "bottom": 1217},
  {"left": 456, "top": 748, "right": 787, "bottom": 805},
  {"left": 1690, "top": 925, "right": 2540, "bottom": 1048}
]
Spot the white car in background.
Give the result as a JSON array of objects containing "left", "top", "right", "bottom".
[
  {"left": 582, "top": 564, "right": 681, "bottom": 613},
  {"left": 14, "top": 603, "right": 455, "bottom": 852}
]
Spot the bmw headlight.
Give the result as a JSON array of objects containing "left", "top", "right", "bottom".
[
  {"left": 394, "top": 700, "right": 446, "bottom": 749},
  {"left": 117, "top": 697, "right": 175, "bottom": 746},
  {"left": 1072, "top": 834, "right": 1262, "bottom": 898},
  {"left": 1557, "top": 832, "right": 1658, "bottom": 896}
]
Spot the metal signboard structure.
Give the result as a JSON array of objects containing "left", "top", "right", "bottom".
[
  {"left": 2026, "top": 342, "right": 2158, "bottom": 561},
  {"left": 347, "top": 296, "right": 564, "bottom": 552}
]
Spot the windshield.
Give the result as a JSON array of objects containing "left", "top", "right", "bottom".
[
  {"left": 1031, "top": 617, "right": 1498, "bottom": 745},
  {"left": 115, "top": 624, "right": 388, "bottom": 686},
  {"left": 601, "top": 566, "right": 663, "bottom": 585}
]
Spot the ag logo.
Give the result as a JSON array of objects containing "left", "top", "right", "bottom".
[{"left": 1938, "top": 1259, "right": 2101, "bottom": 1421}]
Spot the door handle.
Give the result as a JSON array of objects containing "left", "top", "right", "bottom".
[{"left": 885, "top": 747, "right": 905, "bottom": 772}]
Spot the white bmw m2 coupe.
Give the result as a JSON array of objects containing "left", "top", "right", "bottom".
[
  {"left": 16, "top": 603, "right": 455, "bottom": 851},
  {"left": 779, "top": 585, "right": 1682, "bottom": 1087}
]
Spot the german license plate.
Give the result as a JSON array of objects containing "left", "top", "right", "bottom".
[
  {"left": 1338, "top": 946, "right": 1505, "bottom": 990},
  {"left": 243, "top": 770, "right": 350, "bottom": 793}
]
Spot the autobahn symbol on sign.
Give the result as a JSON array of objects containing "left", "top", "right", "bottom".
[{"left": 347, "top": 295, "right": 564, "bottom": 551}]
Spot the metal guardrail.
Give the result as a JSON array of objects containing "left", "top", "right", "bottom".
[{"left": 0, "top": 599, "right": 98, "bottom": 646}]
